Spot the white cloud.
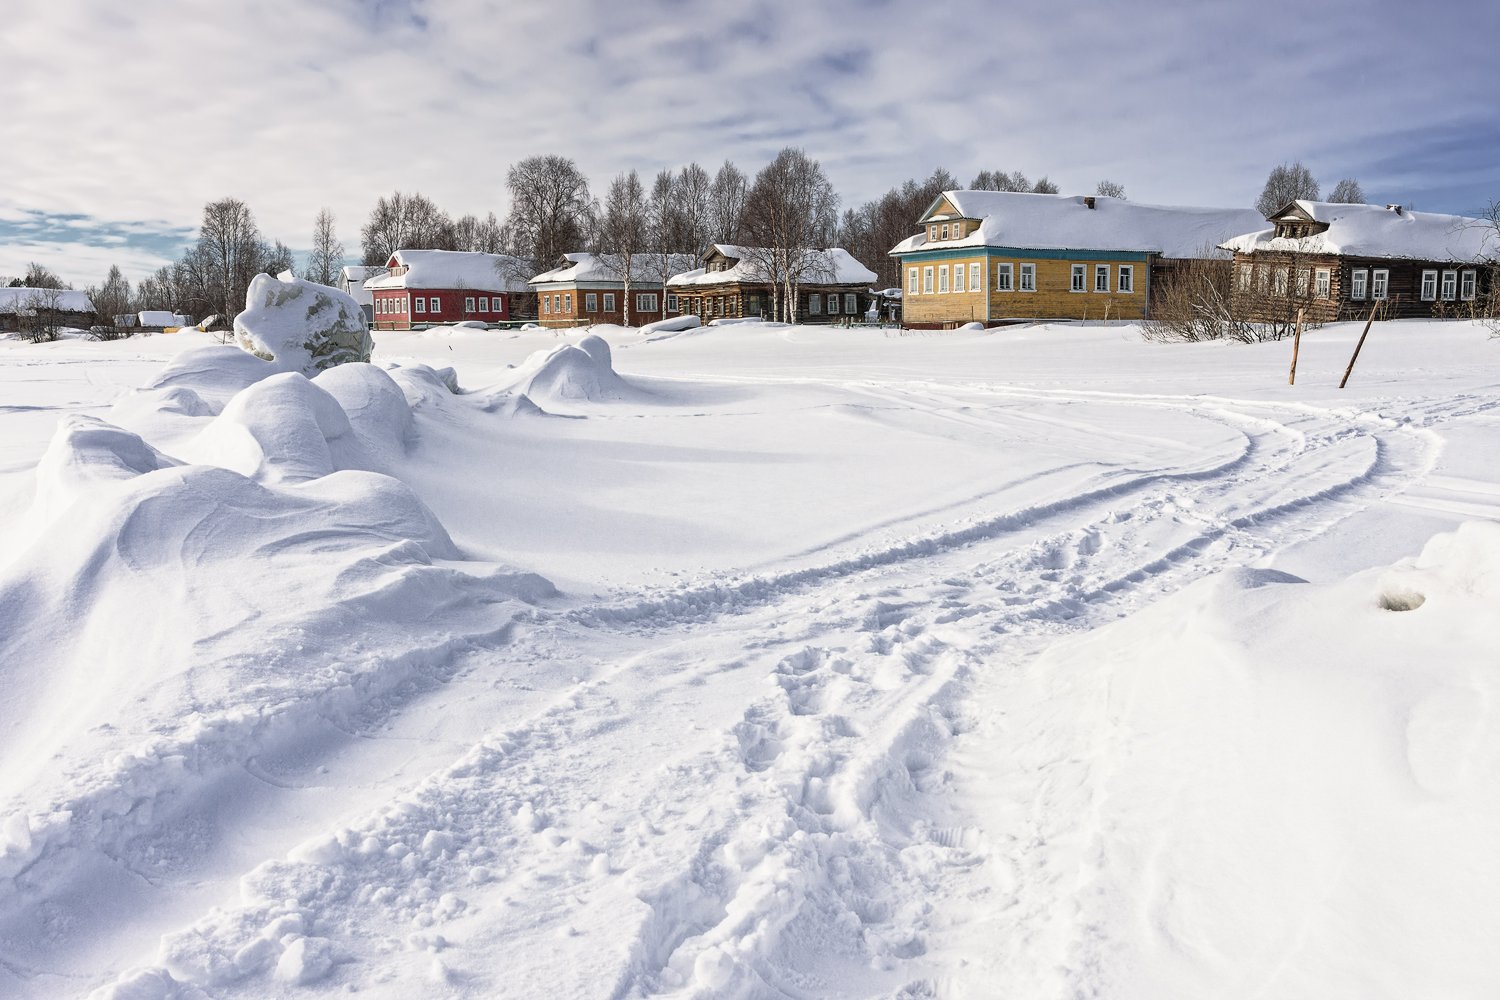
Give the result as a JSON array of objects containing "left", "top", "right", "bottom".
[
  {"left": 0, "top": 240, "right": 175, "bottom": 288},
  {"left": 2, "top": 0, "right": 1497, "bottom": 286}
]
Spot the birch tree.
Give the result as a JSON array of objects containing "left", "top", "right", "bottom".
[
  {"left": 596, "top": 170, "right": 650, "bottom": 327},
  {"left": 304, "top": 208, "right": 345, "bottom": 286},
  {"left": 740, "top": 148, "right": 839, "bottom": 323},
  {"left": 504, "top": 155, "right": 594, "bottom": 276}
]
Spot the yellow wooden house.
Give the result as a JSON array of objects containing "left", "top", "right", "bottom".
[{"left": 891, "top": 192, "right": 1265, "bottom": 327}]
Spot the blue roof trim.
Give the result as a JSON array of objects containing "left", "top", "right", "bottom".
[{"left": 898, "top": 246, "right": 1155, "bottom": 263}]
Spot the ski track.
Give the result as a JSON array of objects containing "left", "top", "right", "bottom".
[{"left": 17, "top": 380, "right": 1458, "bottom": 998}]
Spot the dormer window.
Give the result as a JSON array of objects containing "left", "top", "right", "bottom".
[
  {"left": 941, "top": 224, "right": 949, "bottom": 239},
  {"left": 929, "top": 226, "right": 937, "bottom": 241}
]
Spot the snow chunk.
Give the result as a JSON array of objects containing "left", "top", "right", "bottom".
[
  {"left": 274, "top": 936, "right": 335, "bottom": 984},
  {"left": 87, "top": 968, "right": 210, "bottom": 1000},
  {"left": 234, "top": 272, "right": 373, "bottom": 376}
]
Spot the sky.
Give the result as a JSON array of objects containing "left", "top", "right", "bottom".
[{"left": 3, "top": 0, "right": 1498, "bottom": 288}]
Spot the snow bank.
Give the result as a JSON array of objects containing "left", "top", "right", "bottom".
[
  {"left": 1029, "top": 520, "right": 1500, "bottom": 997},
  {"left": 639, "top": 314, "right": 701, "bottom": 338},
  {"left": 497, "top": 333, "right": 634, "bottom": 408},
  {"left": 233, "top": 272, "right": 373, "bottom": 376}
]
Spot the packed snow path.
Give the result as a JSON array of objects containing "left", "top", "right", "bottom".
[{"left": 0, "top": 323, "right": 1496, "bottom": 998}]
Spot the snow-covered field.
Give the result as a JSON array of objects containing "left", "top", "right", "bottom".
[{"left": 1, "top": 318, "right": 1496, "bottom": 998}]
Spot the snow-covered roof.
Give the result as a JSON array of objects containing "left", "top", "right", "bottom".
[
  {"left": 1221, "top": 201, "right": 1498, "bottom": 262},
  {"left": 341, "top": 265, "right": 388, "bottom": 282},
  {"left": 667, "top": 246, "right": 877, "bottom": 287},
  {"left": 138, "top": 310, "right": 188, "bottom": 327},
  {"left": 366, "top": 250, "right": 531, "bottom": 292},
  {"left": 890, "top": 192, "right": 1266, "bottom": 260},
  {"left": 0, "top": 287, "right": 95, "bottom": 314},
  {"left": 529, "top": 252, "right": 698, "bottom": 287}
]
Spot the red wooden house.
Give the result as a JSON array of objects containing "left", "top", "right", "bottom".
[{"left": 366, "top": 249, "right": 532, "bottom": 330}]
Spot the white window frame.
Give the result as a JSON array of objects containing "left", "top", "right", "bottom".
[
  {"left": 465, "top": 296, "right": 475, "bottom": 313},
  {"left": 923, "top": 266, "right": 934, "bottom": 294},
  {"left": 1421, "top": 270, "right": 1437, "bottom": 300},
  {"left": 637, "top": 293, "right": 658, "bottom": 312},
  {"left": 938, "top": 265, "right": 949, "bottom": 293},
  {"left": 1440, "top": 270, "right": 1457, "bottom": 301},
  {"left": 827, "top": 292, "right": 840, "bottom": 314},
  {"left": 542, "top": 296, "right": 550, "bottom": 315},
  {"left": 563, "top": 293, "right": 573, "bottom": 312},
  {"left": 953, "top": 263, "right": 965, "bottom": 293},
  {"left": 908, "top": 266, "right": 920, "bottom": 295},
  {"left": 585, "top": 292, "right": 597, "bottom": 312},
  {"left": 1315, "top": 268, "right": 1330, "bottom": 298},
  {"left": 845, "top": 292, "right": 857, "bottom": 314},
  {"left": 928, "top": 226, "right": 937, "bottom": 241},
  {"left": 1070, "top": 264, "right": 1086, "bottom": 293},
  {"left": 414, "top": 297, "right": 425, "bottom": 314},
  {"left": 1350, "top": 269, "right": 1368, "bottom": 301},
  {"left": 941, "top": 223, "right": 949, "bottom": 240},
  {"left": 1461, "top": 270, "right": 1476, "bottom": 301},
  {"left": 1019, "top": 263, "right": 1036, "bottom": 292},
  {"left": 666, "top": 293, "right": 678, "bottom": 311},
  {"left": 808, "top": 292, "right": 822, "bottom": 315},
  {"left": 996, "top": 263, "right": 1013, "bottom": 291},
  {"left": 969, "top": 262, "right": 981, "bottom": 292},
  {"left": 1118, "top": 265, "right": 1134, "bottom": 293},
  {"left": 603, "top": 292, "right": 615, "bottom": 312},
  {"left": 1094, "top": 264, "right": 1109, "bottom": 293},
  {"left": 1372, "top": 269, "right": 1389, "bottom": 300}
]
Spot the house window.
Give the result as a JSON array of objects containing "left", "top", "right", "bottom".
[
  {"left": 809, "top": 293, "right": 821, "bottom": 315},
  {"left": 464, "top": 296, "right": 475, "bottom": 313},
  {"left": 414, "top": 297, "right": 425, "bottom": 314},
  {"left": 585, "top": 292, "right": 597, "bottom": 312},
  {"left": 923, "top": 266, "right": 934, "bottom": 294},
  {"left": 1350, "top": 269, "right": 1368, "bottom": 300},
  {"left": 1421, "top": 271, "right": 1437, "bottom": 300},
  {"left": 845, "top": 293, "right": 857, "bottom": 314},
  {"left": 429, "top": 296, "right": 440, "bottom": 313},
  {"left": 1020, "top": 263, "right": 1036, "bottom": 291},
  {"left": 563, "top": 293, "right": 573, "bottom": 312},
  {"left": 480, "top": 296, "right": 490, "bottom": 311},
  {"left": 909, "top": 267, "right": 920, "bottom": 295},
  {"left": 953, "top": 263, "right": 965, "bottom": 292},
  {"left": 1094, "top": 264, "right": 1109, "bottom": 292},
  {"left": 941, "top": 224, "right": 949, "bottom": 240},
  {"left": 827, "top": 292, "right": 840, "bottom": 314},
  {"left": 1071, "top": 264, "right": 1086, "bottom": 292},
  {"left": 1273, "top": 267, "right": 1289, "bottom": 296},
  {"left": 603, "top": 292, "right": 615, "bottom": 311},
  {"left": 1315, "top": 268, "right": 1331, "bottom": 298},
  {"left": 1372, "top": 269, "right": 1388, "bottom": 300},
  {"left": 969, "top": 262, "right": 981, "bottom": 292},
  {"left": 996, "top": 263, "right": 1013, "bottom": 291},
  {"left": 1238, "top": 264, "right": 1252, "bottom": 292},
  {"left": 1440, "top": 270, "right": 1457, "bottom": 301},
  {"left": 938, "top": 265, "right": 949, "bottom": 293},
  {"left": 666, "top": 293, "right": 678, "bottom": 311},
  {"left": 638, "top": 293, "right": 658, "bottom": 312},
  {"left": 1118, "top": 265, "right": 1134, "bottom": 293},
  {"left": 1296, "top": 269, "right": 1310, "bottom": 296},
  {"left": 542, "top": 296, "right": 550, "bottom": 315},
  {"left": 1461, "top": 270, "right": 1476, "bottom": 301},
  {"left": 929, "top": 226, "right": 937, "bottom": 241}
]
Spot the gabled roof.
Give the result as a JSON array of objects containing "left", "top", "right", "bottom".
[
  {"left": 529, "top": 251, "right": 698, "bottom": 286},
  {"left": 1221, "top": 201, "right": 1498, "bottom": 261},
  {"left": 0, "top": 287, "right": 95, "bottom": 314},
  {"left": 366, "top": 249, "right": 531, "bottom": 292},
  {"left": 667, "top": 246, "right": 878, "bottom": 287},
  {"left": 892, "top": 191, "right": 1266, "bottom": 259}
]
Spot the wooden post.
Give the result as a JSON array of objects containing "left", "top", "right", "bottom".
[
  {"left": 1339, "top": 301, "right": 1380, "bottom": 389},
  {"left": 1288, "top": 308, "right": 1304, "bottom": 385}
]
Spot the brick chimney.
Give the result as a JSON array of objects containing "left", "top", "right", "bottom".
[{"left": 1083, "top": 196, "right": 1096, "bottom": 210}]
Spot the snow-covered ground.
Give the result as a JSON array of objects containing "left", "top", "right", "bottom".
[{"left": 0, "top": 318, "right": 1496, "bottom": 998}]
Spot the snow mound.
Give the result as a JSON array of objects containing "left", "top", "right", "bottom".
[
  {"left": 233, "top": 272, "right": 373, "bottom": 376},
  {"left": 640, "top": 314, "right": 701, "bottom": 338},
  {"left": 314, "top": 362, "right": 417, "bottom": 458},
  {"left": 506, "top": 334, "right": 631, "bottom": 406},
  {"left": 137, "top": 345, "right": 279, "bottom": 414},
  {"left": 34, "top": 414, "right": 176, "bottom": 513}
]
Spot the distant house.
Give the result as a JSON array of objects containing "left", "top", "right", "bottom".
[
  {"left": 890, "top": 191, "right": 1265, "bottom": 327},
  {"left": 134, "top": 310, "right": 192, "bottom": 332},
  {"left": 0, "top": 287, "right": 95, "bottom": 332},
  {"left": 341, "top": 265, "right": 388, "bottom": 323},
  {"left": 666, "top": 245, "right": 879, "bottom": 323},
  {"left": 364, "top": 249, "right": 532, "bottom": 330},
  {"left": 1220, "top": 201, "right": 1497, "bottom": 322},
  {"left": 529, "top": 252, "right": 697, "bottom": 329}
]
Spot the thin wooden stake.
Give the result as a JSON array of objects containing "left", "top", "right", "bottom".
[
  {"left": 1288, "top": 308, "right": 1304, "bottom": 385},
  {"left": 1339, "top": 301, "right": 1380, "bottom": 389}
]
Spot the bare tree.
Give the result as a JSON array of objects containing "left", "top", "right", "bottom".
[
  {"left": 839, "top": 168, "right": 958, "bottom": 288},
  {"left": 707, "top": 160, "right": 749, "bottom": 246},
  {"left": 21, "top": 262, "right": 68, "bottom": 289},
  {"left": 1095, "top": 179, "right": 1127, "bottom": 200},
  {"left": 675, "top": 162, "right": 713, "bottom": 260},
  {"left": 1256, "top": 161, "right": 1320, "bottom": 216},
  {"left": 504, "top": 155, "right": 594, "bottom": 277},
  {"left": 971, "top": 169, "right": 1031, "bottom": 192},
  {"left": 647, "top": 170, "right": 686, "bottom": 298},
  {"left": 361, "top": 191, "right": 454, "bottom": 265},
  {"left": 88, "top": 264, "right": 132, "bottom": 329},
  {"left": 263, "top": 239, "right": 295, "bottom": 278},
  {"left": 21, "top": 286, "right": 67, "bottom": 342},
  {"left": 304, "top": 207, "right": 345, "bottom": 286},
  {"left": 1031, "top": 175, "right": 1060, "bottom": 194},
  {"left": 595, "top": 170, "right": 651, "bottom": 327},
  {"left": 184, "top": 197, "right": 269, "bottom": 318},
  {"left": 1328, "top": 178, "right": 1365, "bottom": 204},
  {"left": 134, "top": 263, "right": 182, "bottom": 312},
  {"left": 451, "top": 212, "right": 506, "bottom": 254},
  {"left": 740, "top": 147, "right": 840, "bottom": 323}
]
